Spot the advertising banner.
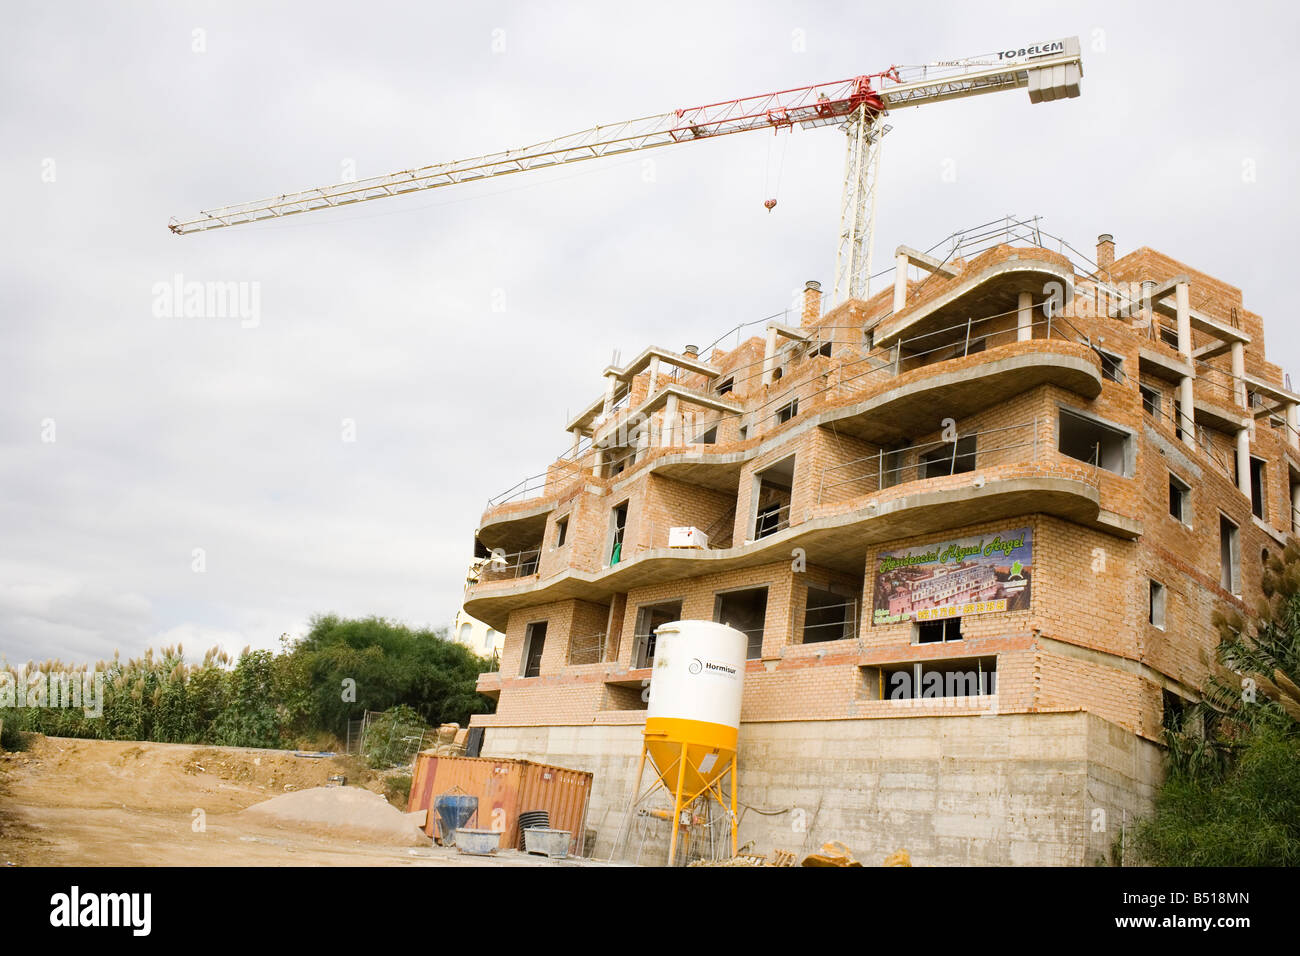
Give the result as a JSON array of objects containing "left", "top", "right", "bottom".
[{"left": 872, "top": 527, "right": 1033, "bottom": 625}]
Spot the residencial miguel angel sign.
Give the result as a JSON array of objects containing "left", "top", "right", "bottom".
[{"left": 871, "top": 528, "right": 1033, "bottom": 625}]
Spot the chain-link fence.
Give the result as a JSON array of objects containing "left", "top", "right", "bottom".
[{"left": 347, "top": 708, "right": 433, "bottom": 768}]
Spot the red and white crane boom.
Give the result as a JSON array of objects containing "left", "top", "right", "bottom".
[{"left": 169, "top": 37, "right": 1082, "bottom": 303}]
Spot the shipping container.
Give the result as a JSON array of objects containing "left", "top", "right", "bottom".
[{"left": 407, "top": 754, "right": 593, "bottom": 855}]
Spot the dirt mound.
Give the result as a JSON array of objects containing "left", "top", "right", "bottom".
[
  {"left": 2, "top": 736, "right": 373, "bottom": 814},
  {"left": 240, "top": 786, "right": 428, "bottom": 846}
]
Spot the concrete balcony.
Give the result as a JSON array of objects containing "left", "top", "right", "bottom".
[
  {"left": 477, "top": 336, "right": 1105, "bottom": 540},
  {"left": 878, "top": 247, "right": 1076, "bottom": 347},
  {"left": 475, "top": 670, "right": 502, "bottom": 700},
  {"left": 464, "top": 454, "right": 1124, "bottom": 630},
  {"left": 813, "top": 339, "right": 1101, "bottom": 447}
]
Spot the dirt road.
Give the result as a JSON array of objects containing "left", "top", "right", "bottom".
[{"left": 0, "top": 736, "right": 597, "bottom": 867}]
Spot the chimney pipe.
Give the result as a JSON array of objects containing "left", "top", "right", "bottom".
[
  {"left": 683, "top": 344, "right": 698, "bottom": 358},
  {"left": 1096, "top": 234, "right": 1115, "bottom": 272},
  {"left": 802, "top": 280, "right": 822, "bottom": 326}
]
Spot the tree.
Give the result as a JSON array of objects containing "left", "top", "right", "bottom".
[{"left": 292, "top": 615, "right": 495, "bottom": 737}]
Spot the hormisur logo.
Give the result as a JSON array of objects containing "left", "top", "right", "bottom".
[
  {"left": 689, "top": 658, "right": 737, "bottom": 677},
  {"left": 49, "top": 886, "right": 151, "bottom": 936}
]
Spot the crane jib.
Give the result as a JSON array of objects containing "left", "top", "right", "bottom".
[{"left": 167, "top": 37, "right": 1082, "bottom": 259}]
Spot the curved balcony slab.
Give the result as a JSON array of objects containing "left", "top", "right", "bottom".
[
  {"left": 477, "top": 340, "right": 1105, "bottom": 535},
  {"left": 814, "top": 342, "right": 1102, "bottom": 445},
  {"left": 475, "top": 501, "right": 554, "bottom": 553},
  {"left": 465, "top": 468, "right": 1107, "bottom": 630},
  {"left": 880, "top": 253, "right": 1076, "bottom": 346},
  {"left": 647, "top": 449, "right": 747, "bottom": 492}
]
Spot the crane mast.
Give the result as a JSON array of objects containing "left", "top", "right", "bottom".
[{"left": 169, "top": 37, "right": 1082, "bottom": 304}]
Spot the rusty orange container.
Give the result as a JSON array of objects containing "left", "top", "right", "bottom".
[{"left": 408, "top": 755, "right": 593, "bottom": 855}]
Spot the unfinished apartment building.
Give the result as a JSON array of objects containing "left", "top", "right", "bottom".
[{"left": 464, "top": 218, "right": 1299, "bottom": 865}]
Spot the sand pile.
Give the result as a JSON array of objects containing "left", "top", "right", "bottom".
[{"left": 240, "top": 786, "right": 428, "bottom": 846}]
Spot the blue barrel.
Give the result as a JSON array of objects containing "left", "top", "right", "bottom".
[{"left": 433, "top": 794, "right": 479, "bottom": 845}]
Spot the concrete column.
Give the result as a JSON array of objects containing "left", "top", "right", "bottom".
[
  {"left": 1017, "top": 291, "right": 1033, "bottom": 342},
  {"left": 1178, "top": 376, "right": 1196, "bottom": 450},
  {"left": 647, "top": 356, "right": 660, "bottom": 394},
  {"left": 1287, "top": 403, "right": 1300, "bottom": 452},
  {"left": 1231, "top": 341, "right": 1247, "bottom": 408},
  {"left": 1291, "top": 480, "right": 1300, "bottom": 533},
  {"left": 636, "top": 416, "right": 651, "bottom": 460},
  {"left": 662, "top": 394, "right": 679, "bottom": 447},
  {"left": 592, "top": 446, "right": 604, "bottom": 478},
  {"left": 601, "top": 374, "right": 617, "bottom": 418},
  {"left": 1236, "top": 425, "right": 1252, "bottom": 499},
  {"left": 1175, "top": 281, "right": 1196, "bottom": 450},
  {"left": 761, "top": 327, "right": 779, "bottom": 387},
  {"left": 1140, "top": 280, "right": 1156, "bottom": 323},
  {"left": 1175, "top": 281, "right": 1192, "bottom": 358},
  {"left": 893, "top": 253, "right": 908, "bottom": 315},
  {"left": 570, "top": 429, "right": 582, "bottom": 457}
]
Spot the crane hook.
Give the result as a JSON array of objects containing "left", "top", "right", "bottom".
[{"left": 763, "top": 198, "right": 778, "bottom": 213}]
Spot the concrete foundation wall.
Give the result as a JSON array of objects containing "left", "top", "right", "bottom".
[{"left": 482, "top": 710, "right": 1163, "bottom": 866}]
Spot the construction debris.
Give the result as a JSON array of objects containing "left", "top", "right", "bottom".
[
  {"left": 801, "top": 840, "right": 862, "bottom": 867},
  {"left": 688, "top": 854, "right": 769, "bottom": 867},
  {"left": 420, "top": 723, "right": 469, "bottom": 757},
  {"left": 883, "top": 849, "right": 912, "bottom": 867}
]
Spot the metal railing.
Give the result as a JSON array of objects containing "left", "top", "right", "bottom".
[
  {"left": 567, "top": 632, "right": 607, "bottom": 666},
  {"left": 1142, "top": 400, "right": 1237, "bottom": 482},
  {"left": 475, "top": 548, "right": 542, "bottom": 582},
  {"left": 703, "top": 504, "right": 737, "bottom": 549},
  {"left": 800, "top": 598, "right": 858, "bottom": 644},
  {"left": 485, "top": 472, "right": 553, "bottom": 508},
  {"left": 733, "top": 626, "right": 764, "bottom": 660},
  {"left": 816, "top": 419, "right": 1050, "bottom": 509},
  {"left": 753, "top": 500, "right": 792, "bottom": 540},
  {"left": 834, "top": 307, "right": 1093, "bottom": 398},
  {"left": 485, "top": 456, "right": 590, "bottom": 509},
  {"left": 631, "top": 631, "right": 657, "bottom": 669}
]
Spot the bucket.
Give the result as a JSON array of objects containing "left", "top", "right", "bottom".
[
  {"left": 455, "top": 829, "right": 501, "bottom": 856},
  {"left": 433, "top": 793, "right": 479, "bottom": 845},
  {"left": 516, "top": 809, "right": 549, "bottom": 849},
  {"left": 523, "top": 828, "right": 571, "bottom": 859}
]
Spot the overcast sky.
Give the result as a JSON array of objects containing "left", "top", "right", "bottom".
[{"left": 2, "top": 1, "right": 1296, "bottom": 667}]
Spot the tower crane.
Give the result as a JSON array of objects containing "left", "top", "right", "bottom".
[{"left": 169, "top": 37, "right": 1082, "bottom": 303}]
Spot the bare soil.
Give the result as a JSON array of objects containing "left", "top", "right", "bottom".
[{"left": 0, "top": 736, "right": 604, "bottom": 867}]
